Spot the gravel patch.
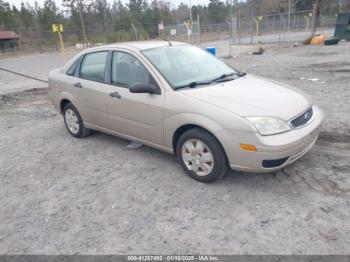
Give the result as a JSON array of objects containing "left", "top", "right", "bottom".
[{"left": 0, "top": 42, "right": 350, "bottom": 254}]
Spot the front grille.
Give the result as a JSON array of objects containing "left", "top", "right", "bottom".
[{"left": 290, "top": 107, "right": 314, "bottom": 128}]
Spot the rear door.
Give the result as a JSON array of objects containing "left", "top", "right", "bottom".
[
  {"left": 106, "top": 51, "right": 164, "bottom": 145},
  {"left": 73, "top": 51, "right": 115, "bottom": 129}
]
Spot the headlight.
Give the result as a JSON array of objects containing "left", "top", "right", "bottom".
[{"left": 246, "top": 117, "right": 291, "bottom": 136}]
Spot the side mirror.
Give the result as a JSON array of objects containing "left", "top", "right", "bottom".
[{"left": 129, "top": 83, "right": 160, "bottom": 95}]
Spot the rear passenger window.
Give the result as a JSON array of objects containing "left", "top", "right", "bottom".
[
  {"left": 67, "top": 59, "right": 80, "bottom": 76},
  {"left": 80, "top": 51, "right": 108, "bottom": 82}
]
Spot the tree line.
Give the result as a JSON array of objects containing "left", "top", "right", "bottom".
[{"left": 0, "top": 0, "right": 348, "bottom": 45}]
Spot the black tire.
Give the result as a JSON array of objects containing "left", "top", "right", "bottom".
[
  {"left": 63, "top": 103, "right": 90, "bottom": 138},
  {"left": 176, "top": 128, "right": 229, "bottom": 183}
]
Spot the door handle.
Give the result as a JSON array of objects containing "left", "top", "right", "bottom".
[
  {"left": 73, "top": 82, "right": 83, "bottom": 88},
  {"left": 109, "top": 92, "right": 121, "bottom": 99}
]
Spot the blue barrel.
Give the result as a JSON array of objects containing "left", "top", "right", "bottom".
[{"left": 206, "top": 47, "right": 216, "bottom": 56}]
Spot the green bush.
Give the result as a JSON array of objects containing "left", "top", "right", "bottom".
[
  {"left": 106, "top": 31, "right": 133, "bottom": 43},
  {"left": 73, "top": 29, "right": 150, "bottom": 45},
  {"left": 39, "top": 36, "right": 57, "bottom": 47},
  {"left": 89, "top": 35, "right": 107, "bottom": 44},
  {"left": 66, "top": 35, "right": 79, "bottom": 45},
  {"left": 138, "top": 30, "right": 149, "bottom": 40}
]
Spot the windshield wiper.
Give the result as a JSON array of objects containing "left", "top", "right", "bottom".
[
  {"left": 209, "top": 72, "right": 246, "bottom": 83},
  {"left": 174, "top": 80, "right": 211, "bottom": 90},
  {"left": 174, "top": 72, "right": 246, "bottom": 91},
  {"left": 210, "top": 72, "right": 235, "bottom": 82}
]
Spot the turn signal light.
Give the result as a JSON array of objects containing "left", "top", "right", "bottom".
[{"left": 240, "top": 144, "right": 257, "bottom": 152}]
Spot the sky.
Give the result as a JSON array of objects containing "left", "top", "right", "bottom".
[{"left": 7, "top": 0, "right": 211, "bottom": 9}]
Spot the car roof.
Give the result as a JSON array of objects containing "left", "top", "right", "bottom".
[
  {"left": 88, "top": 40, "right": 188, "bottom": 52},
  {"left": 63, "top": 40, "right": 190, "bottom": 72}
]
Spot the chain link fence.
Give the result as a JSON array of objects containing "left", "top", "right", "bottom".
[
  {"left": 0, "top": 10, "right": 338, "bottom": 57},
  {"left": 195, "top": 10, "right": 336, "bottom": 57},
  {"left": 164, "top": 20, "right": 201, "bottom": 43},
  {"left": 235, "top": 10, "right": 336, "bottom": 45}
]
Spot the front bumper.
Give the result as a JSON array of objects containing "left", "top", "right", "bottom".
[{"left": 215, "top": 105, "right": 324, "bottom": 173}]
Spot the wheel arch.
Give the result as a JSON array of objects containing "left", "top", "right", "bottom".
[
  {"left": 60, "top": 99, "right": 71, "bottom": 114},
  {"left": 172, "top": 124, "right": 229, "bottom": 165},
  {"left": 172, "top": 124, "right": 202, "bottom": 154},
  {"left": 58, "top": 92, "right": 80, "bottom": 114}
]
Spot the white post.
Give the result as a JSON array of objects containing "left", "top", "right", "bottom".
[
  {"left": 189, "top": 0, "right": 192, "bottom": 43},
  {"left": 288, "top": 0, "right": 291, "bottom": 32},
  {"left": 197, "top": 13, "right": 200, "bottom": 44},
  {"left": 131, "top": 23, "right": 138, "bottom": 41}
]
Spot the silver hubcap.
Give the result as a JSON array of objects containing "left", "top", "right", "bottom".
[
  {"left": 65, "top": 109, "right": 79, "bottom": 134},
  {"left": 181, "top": 139, "right": 214, "bottom": 176}
]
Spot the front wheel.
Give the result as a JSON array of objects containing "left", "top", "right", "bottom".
[{"left": 176, "top": 128, "right": 229, "bottom": 183}]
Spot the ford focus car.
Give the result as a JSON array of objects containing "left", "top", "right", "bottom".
[{"left": 48, "top": 41, "right": 324, "bottom": 182}]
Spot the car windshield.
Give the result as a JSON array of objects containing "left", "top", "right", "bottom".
[{"left": 142, "top": 45, "right": 238, "bottom": 89}]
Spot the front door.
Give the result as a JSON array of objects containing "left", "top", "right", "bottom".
[{"left": 106, "top": 51, "right": 164, "bottom": 146}]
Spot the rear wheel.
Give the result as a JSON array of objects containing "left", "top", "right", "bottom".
[
  {"left": 63, "top": 103, "right": 90, "bottom": 138},
  {"left": 176, "top": 128, "right": 229, "bottom": 183}
]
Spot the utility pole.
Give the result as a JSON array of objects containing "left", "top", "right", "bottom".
[
  {"left": 62, "top": 0, "right": 88, "bottom": 45},
  {"left": 339, "top": 0, "right": 342, "bottom": 13},
  {"left": 238, "top": 6, "right": 241, "bottom": 44},
  {"left": 189, "top": 0, "right": 192, "bottom": 43},
  {"left": 131, "top": 23, "right": 138, "bottom": 40},
  {"left": 312, "top": 0, "right": 319, "bottom": 34},
  {"left": 77, "top": 0, "right": 88, "bottom": 46},
  {"left": 229, "top": 0, "right": 233, "bottom": 57}
]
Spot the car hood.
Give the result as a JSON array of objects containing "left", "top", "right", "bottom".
[{"left": 179, "top": 74, "right": 311, "bottom": 121}]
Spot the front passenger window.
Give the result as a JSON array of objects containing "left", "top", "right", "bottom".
[
  {"left": 80, "top": 51, "right": 108, "bottom": 82},
  {"left": 111, "top": 52, "right": 154, "bottom": 88}
]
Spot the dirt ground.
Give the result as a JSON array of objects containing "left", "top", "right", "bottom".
[{"left": 0, "top": 42, "right": 350, "bottom": 255}]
